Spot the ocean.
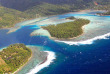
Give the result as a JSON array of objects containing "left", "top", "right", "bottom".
[{"left": 0, "top": 10, "right": 110, "bottom": 74}]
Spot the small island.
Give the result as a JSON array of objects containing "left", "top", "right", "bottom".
[
  {"left": 0, "top": 43, "right": 32, "bottom": 74},
  {"left": 42, "top": 19, "right": 90, "bottom": 39},
  {"left": 66, "top": 16, "right": 76, "bottom": 20}
]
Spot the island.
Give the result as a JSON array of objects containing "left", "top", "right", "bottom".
[
  {"left": 0, "top": 43, "right": 32, "bottom": 74},
  {"left": 42, "top": 19, "right": 90, "bottom": 39},
  {"left": 66, "top": 16, "right": 76, "bottom": 20}
]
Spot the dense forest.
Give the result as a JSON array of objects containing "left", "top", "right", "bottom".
[
  {"left": 42, "top": 18, "right": 90, "bottom": 38},
  {"left": 0, "top": 0, "right": 93, "bottom": 11},
  {"left": 0, "top": 43, "right": 32, "bottom": 73},
  {"left": 25, "top": 3, "right": 75, "bottom": 16},
  {"left": 0, "top": 0, "right": 110, "bottom": 16}
]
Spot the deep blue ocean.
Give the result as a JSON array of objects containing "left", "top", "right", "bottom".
[{"left": 0, "top": 11, "right": 110, "bottom": 74}]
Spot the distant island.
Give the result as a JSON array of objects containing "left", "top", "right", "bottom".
[
  {"left": 42, "top": 18, "right": 90, "bottom": 39},
  {"left": 66, "top": 16, "right": 76, "bottom": 20},
  {"left": 0, "top": 44, "right": 32, "bottom": 74}
]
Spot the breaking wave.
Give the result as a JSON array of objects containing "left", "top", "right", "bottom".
[
  {"left": 27, "top": 51, "right": 56, "bottom": 74},
  {"left": 55, "top": 32, "right": 110, "bottom": 45}
]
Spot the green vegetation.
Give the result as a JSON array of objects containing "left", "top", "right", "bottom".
[
  {"left": 0, "top": 0, "right": 110, "bottom": 28},
  {"left": 0, "top": 43, "right": 32, "bottom": 73},
  {"left": 0, "top": 6, "right": 34, "bottom": 28},
  {"left": 0, "top": 0, "right": 92, "bottom": 11},
  {"left": 42, "top": 19, "right": 90, "bottom": 38},
  {"left": 25, "top": 3, "right": 76, "bottom": 16}
]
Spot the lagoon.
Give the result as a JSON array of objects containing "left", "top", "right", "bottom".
[{"left": 0, "top": 10, "right": 110, "bottom": 74}]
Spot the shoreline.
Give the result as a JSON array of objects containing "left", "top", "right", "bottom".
[
  {"left": 0, "top": 17, "right": 37, "bottom": 30},
  {"left": 13, "top": 53, "right": 32, "bottom": 74},
  {"left": 0, "top": 9, "right": 103, "bottom": 30},
  {"left": 27, "top": 51, "right": 56, "bottom": 74},
  {"left": 55, "top": 32, "right": 110, "bottom": 45},
  {"left": 16, "top": 45, "right": 50, "bottom": 74}
]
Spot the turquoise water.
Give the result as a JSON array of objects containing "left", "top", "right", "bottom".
[{"left": 0, "top": 10, "right": 110, "bottom": 74}]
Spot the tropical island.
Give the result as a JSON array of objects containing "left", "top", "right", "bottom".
[
  {"left": 42, "top": 18, "right": 90, "bottom": 39},
  {"left": 0, "top": 43, "right": 32, "bottom": 74}
]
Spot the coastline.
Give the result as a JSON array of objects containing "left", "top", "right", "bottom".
[
  {"left": 0, "top": 9, "right": 101, "bottom": 30},
  {"left": 13, "top": 53, "right": 32, "bottom": 74},
  {"left": 0, "top": 9, "right": 106, "bottom": 35},
  {"left": 27, "top": 51, "right": 56, "bottom": 74},
  {"left": 16, "top": 45, "right": 51, "bottom": 74},
  {"left": 0, "top": 17, "right": 37, "bottom": 30},
  {"left": 55, "top": 32, "right": 110, "bottom": 45}
]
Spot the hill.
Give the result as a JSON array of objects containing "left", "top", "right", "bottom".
[
  {"left": 25, "top": 3, "right": 76, "bottom": 16},
  {"left": 0, "top": 6, "right": 34, "bottom": 28},
  {"left": 0, "top": 0, "right": 92, "bottom": 11},
  {"left": 0, "top": 0, "right": 110, "bottom": 28},
  {"left": 1, "top": 0, "right": 110, "bottom": 16}
]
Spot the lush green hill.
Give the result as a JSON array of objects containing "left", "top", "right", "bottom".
[
  {"left": 0, "top": 43, "right": 32, "bottom": 73},
  {"left": 0, "top": 0, "right": 110, "bottom": 28},
  {"left": 1, "top": 0, "right": 110, "bottom": 11},
  {"left": 25, "top": 3, "right": 75, "bottom": 16},
  {"left": 0, "top": 6, "right": 34, "bottom": 28},
  {"left": 0, "top": 0, "right": 92, "bottom": 11}
]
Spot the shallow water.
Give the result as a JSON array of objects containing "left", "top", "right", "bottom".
[{"left": 0, "top": 10, "right": 110, "bottom": 74}]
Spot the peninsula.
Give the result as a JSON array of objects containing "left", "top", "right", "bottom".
[
  {"left": 42, "top": 18, "right": 90, "bottom": 39},
  {"left": 0, "top": 43, "right": 32, "bottom": 74}
]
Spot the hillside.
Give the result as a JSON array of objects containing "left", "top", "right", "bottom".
[
  {"left": 1, "top": 0, "right": 110, "bottom": 11},
  {"left": 25, "top": 3, "right": 76, "bottom": 16},
  {"left": 0, "top": 6, "right": 34, "bottom": 28},
  {"left": 0, "top": 0, "right": 92, "bottom": 11},
  {"left": 1, "top": 0, "right": 110, "bottom": 16},
  {"left": 0, "top": 0, "right": 110, "bottom": 28}
]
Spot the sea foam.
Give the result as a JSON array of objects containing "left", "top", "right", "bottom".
[
  {"left": 27, "top": 51, "right": 56, "bottom": 74},
  {"left": 55, "top": 32, "right": 110, "bottom": 45}
]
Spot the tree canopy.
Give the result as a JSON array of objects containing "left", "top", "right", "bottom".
[
  {"left": 42, "top": 19, "right": 90, "bottom": 39},
  {"left": 0, "top": 43, "right": 32, "bottom": 74}
]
